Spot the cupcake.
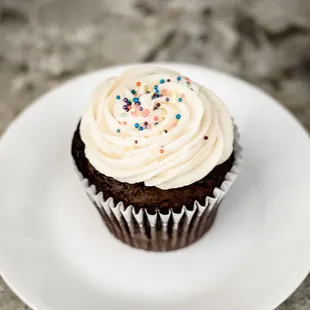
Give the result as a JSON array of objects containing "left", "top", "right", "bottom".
[{"left": 71, "top": 66, "right": 242, "bottom": 251}]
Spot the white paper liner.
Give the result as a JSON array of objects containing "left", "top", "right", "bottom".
[{"left": 73, "top": 126, "right": 242, "bottom": 251}]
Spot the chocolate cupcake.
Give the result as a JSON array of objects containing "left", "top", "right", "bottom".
[{"left": 71, "top": 66, "right": 242, "bottom": 251}]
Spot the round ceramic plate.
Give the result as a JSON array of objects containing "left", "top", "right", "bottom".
[{"left": 1, "top": 63, "right": 310, "bottom": 310}]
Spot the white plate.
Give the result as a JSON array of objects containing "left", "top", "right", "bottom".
[{"left": 0, "top": 63, "right": 310, "bottom": 310}]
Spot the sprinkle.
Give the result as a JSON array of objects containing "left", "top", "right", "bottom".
[
  {"left": 177, "top": 76, "right": 181, "bottom": 81},
  {"left": 156, "top": 103, "right": 161, "bottom": 107},
  {"left": 123, "top": 98, "right": 128, "bottom": 103},
  {"left": 167, "top": 79, "right": 171, "bottom": 82},
  {"left": 181, "top": 94, "right": 186, "bottom": 98},
  {"left": 116, "top": 95, "right": 121, "bottom": 100},
  {"left": 121, "top": 113, "right": 126, "bottom": 117},
  {"left": 143, "top": 109, "right": 150, "bottom": 117},
  {"left": 153, "top": 107, "right": 158, "bottom": 111},
  {"left": 123, "top": 121, "right": 127, "bottom": 125},
  {"left": 162, "top": 88, "right": 168, "bottom": 94},
  {"left": 160, "top": 79, "right": 165, "bottom": 84},
  {"left": 178, "top": 98, "right": 183, "bottom": 102},
  {"left": 185, "top": 82, "right": 189, "bottom": 87},
  {"left": 133, "top": 97, "right": 139, "bottom": 103},
  {"left": 159, "top": 149, "right": 164, "bottom": 154},
  {"left": 172, "top": 122, "right": 177, "bottom": 127},
  {"left": 134, "top": 123, "right": 139, "bottom": 128},
  {"left": 154, "top": 85, "right": 158, "bottom": 89},
  {"left": 148, "top": 125, "right": 152, "bottom": 130},
  {"left": 154, "top": 116, "right": 159, "bottom": 121},
  {"left": 116, "top": 129, "right": 121, "bottom": 133},
  {"left": 176, "top": 114, "right": 181, "bottom": 119},
  {"left": 136, "top": 81, "right": 141, "bottom": 87},
  {"left": 165, "top": 97, "right": 170, "bottom": 102},
  {"left": 155, "top": 93, "right": 160, "bottom": 97},
  {"left": 155, "top": 88, "right": 160, "bottom": 94},
  {"left": 139, "top": 126, "right": 143, "bottom": 131},
  {"left": 139, "top": 107, "right": 143, "bottom": 111},
  {"left": 135, "top": 140, "right": 138, "bottom": 144},
  {"left": 204, "top": 136, "right": 209, "bottom": 140},
  {"left": 144, "top": 121, "right": 148, "bottom": 126},
  {"left": 127, "top": 101, "right": 132, "bottom": 106},
  {"left": 131, "top": 89, "right": 136, "bottom": 94},
  {"left": 154, "top": 122, "right": 159, "bottom": 125},
  {"left": 164, "top": 130, "right": 168, "bottom": 133},
  {"left": 123, "top": 105, "right": 128, "bottom": 110}
]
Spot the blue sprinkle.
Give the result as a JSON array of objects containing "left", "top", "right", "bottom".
[
  {"left": 133, "top": 97, "right": 139, "bottom": 103},
  {"left": 116, "top": 95, "right": 121, "bottom": 100},
  {"left": 131, "top": 89, "right": 136, "bottom": 94},
  {"left": 178, "top": 98, "right": 183, "bottom": 102},
  {"left": 134, "top": 123, "right": 139, "bottom": 128},
  {"left": 154, "top": 85, "right": 158, "bottom": 89},
  {"left": 155, "top": 89, "right": 160, "bottom": 94},
  {"left": 176, "top": 114, "right": 181, "bottom": 119},
  {"left": 160, "top": 79, "right": 165, "bottom": 84},
  {"left": 154, "top": 122, "right": 158, "bottom": 125},
  {"left": 139, "top": 126, "right": 143, "bottom": 131},
  {"left": 177, "top": 76, "right": 181, "bottom": 81},
  {"left": 116, "top": 129, "right": 121, "bottom": 133}
]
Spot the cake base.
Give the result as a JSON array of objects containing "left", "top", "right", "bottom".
[{"left": 71, "top": 123, "right": 235, "bottom": 212}]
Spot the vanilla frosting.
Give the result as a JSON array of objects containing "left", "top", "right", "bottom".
[{"left": 80, "top": 67, "right": 234, "bottom": 190}]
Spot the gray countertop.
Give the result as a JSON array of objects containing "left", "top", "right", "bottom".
[{"left": 0, "top": 0, "right": 310, "bottom": 309}]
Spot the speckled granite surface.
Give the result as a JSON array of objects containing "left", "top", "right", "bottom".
[{"left": 0, "top": 0, "right": 310, "bottom": 309}]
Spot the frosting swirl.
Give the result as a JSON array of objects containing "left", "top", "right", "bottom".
[{"left": 80, "top": 67, "right": 234, "bottom": 190}]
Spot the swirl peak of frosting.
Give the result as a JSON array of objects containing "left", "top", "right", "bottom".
[{"left": 80, "top": 67, "right": 234, "bottom": 189}]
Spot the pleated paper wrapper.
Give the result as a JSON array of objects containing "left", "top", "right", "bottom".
[{"left": 74, "top": 127, "right": 242, "bottom": 252}]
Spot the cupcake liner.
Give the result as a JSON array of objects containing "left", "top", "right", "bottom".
[{"left": 73, "top": 126, "right": 242, "bottom": 252}]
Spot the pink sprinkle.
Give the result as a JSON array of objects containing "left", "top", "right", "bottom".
[
  {"left": 162, "top": 88, "right": 168, "bottom": 94},
  {"left": 148, "top": 125, "right": 152, "bottom": 130},
  {"left": 143, "top": 109, "right": 150, "bottom": 117},
  {"left": 123, "top": 121, "right": 127, "bottom": 125},
  {"left": 154, "top": 116, "right": 159, "bottom": 121},
  {"left": 181, "top": 94, "right": 186, "bottom": 98},
  {"left": 172, "top": 122, "right": 177, "bottom": 127},
  {"left": 131, "top": 111, "right": 137, "bottom": 116}
]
